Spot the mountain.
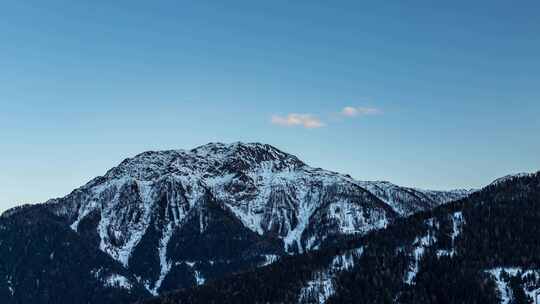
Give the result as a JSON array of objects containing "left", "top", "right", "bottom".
[
  {"left": 144, "top": 171, "right": 540, "bottom": 304},
  {"left": 0, "top": 142, "right": 471, "bottom": 303}
]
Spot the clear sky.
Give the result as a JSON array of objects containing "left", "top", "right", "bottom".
[{"left": 1, "top": 1, "right": 539, "bottom": 212}]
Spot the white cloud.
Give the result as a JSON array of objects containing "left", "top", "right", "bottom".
[
  {"left": 270, "top": 106, "right": 381, "bottom": 128},
  {"left": 341, "top": 106, "right": 382, "bottom": 117},
  {"left": 271, "top": 113, "right": 325, "bottom": 129}
]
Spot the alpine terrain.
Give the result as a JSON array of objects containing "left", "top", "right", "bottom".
[
  {"left": 0, "top": 142, "right": 472, "bottom": 304},
  {"left": 144, "top": 171, "right": 540, "bottom": 304}
]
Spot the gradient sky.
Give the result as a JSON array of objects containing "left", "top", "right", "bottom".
[{"left": 1, "top": 1, "right": 539, "bottom": 212}]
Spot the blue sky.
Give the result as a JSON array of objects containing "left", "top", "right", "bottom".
[{"left": 1, "top": 1, "right": 539, "bottom": 211}]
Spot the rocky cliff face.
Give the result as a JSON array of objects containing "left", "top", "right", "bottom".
[{"left": 1, "top": 142, "right": 472, "bottom": 300}]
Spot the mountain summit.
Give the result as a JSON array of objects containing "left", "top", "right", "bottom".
[{"left": 104, "top": 142, "right": 306, "bottom": 181}]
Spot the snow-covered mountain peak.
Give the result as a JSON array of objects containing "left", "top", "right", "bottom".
[
  {"left": 101, "top": 142, "right": 305, "bottom": 182},
  {"left": 192, "top": 142, "right": 303, "bottom": 164},
  {"left": 34, "top": 142, "right": 475, "bottom": 295}
]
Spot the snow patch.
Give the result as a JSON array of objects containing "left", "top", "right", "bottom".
[
  {"left": 194, "top": 270, "right": 205, "bottom": 286},
  {"left": 260, "top": 254, "right": 280, "bottom": 267},
  {"left": 487, "top": 268, "right": 540, "bottom": 304},
  {"left": 148, "top": 221, "right": 174, "bottom": 295},
  {"left": 104, "top": 274, "right": 133, "bottom": 290},
  {"left": 283, "top": 187, "right": 320, "bottom": 253},
  {"left": 298, "top": 247, "right": 363, "bottom": 304},
  {"left": 405, "top": 227, "right": 436, "bottom": 284},
  {"left": 437, "top": 211, "right": 465, "bottom": 258},
  {"left": 91, "top": 269, "right": 133, "bottom": 290},
  {"left": 298, "top": 273, "right": 334, "bottom": 304},
  {"left": 6, "top": 276, "right": 14, "bottom": 296}
]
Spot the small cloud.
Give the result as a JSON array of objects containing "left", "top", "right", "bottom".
[
  {"left": 271, "top": 113, "right": 325, "bottom": 129},
  {"left": 341, "top": 106, "right": 382, "bottom": 117}
]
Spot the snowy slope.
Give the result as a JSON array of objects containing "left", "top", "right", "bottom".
[
  {"left": 357, "top": 180, "right": 473, "bottom": 216},
  {"left": 27, "top": 142, "right": 470, "bottom": 295}
]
